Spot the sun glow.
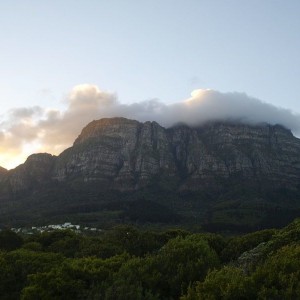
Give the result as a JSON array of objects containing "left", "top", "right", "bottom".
[
  {"left": 0, "top": 141, "right": 44, "bottom": 170},
  {"left": 0, "top": 153, "right": 25, "bottom": 170},
  {"left": 191, "top": 89, "right": 211, "bottom": 98},
  {"left": 184, "top": 89, "right": 211, "bottom": 105}
]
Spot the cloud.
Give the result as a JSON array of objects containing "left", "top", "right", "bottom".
[
  {"left": 67, "top": 84, "right": 116, "bottom": 111},
  {"left": 1, "top": 84, "right": 300, "bottom": 169}
]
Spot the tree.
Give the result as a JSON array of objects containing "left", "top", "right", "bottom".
[
  {"left": 0, "top": 249, "right": 64, "bottom": 299},
  {"left": 21, "top": 253, "right": 130, "bottom": 300},
  {"left": 0, "top": 230, "right": 23, "bottom": 251},
  {"left": 156, "top": 235, "right": 220, "bottom": 298},
  {"left": 107, "top": 235, "right": 220, "bottom": 299},
  {"left": 181, "top": 266, "right": 254, "bottom": 300},
  {"left": 253, "top": 245, "right": 300, "bottom": 299}
]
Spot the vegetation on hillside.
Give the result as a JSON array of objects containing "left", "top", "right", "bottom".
[
  {"left": 2, "top": 181, "right": 300, "bottom": 235},
  {"left": 0, "top": 218, "right": 300, "bottom": 299}
]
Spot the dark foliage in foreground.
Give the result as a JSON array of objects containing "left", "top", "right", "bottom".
[{"left": 0, "top": 219, "right": 300, "bottom": 299}]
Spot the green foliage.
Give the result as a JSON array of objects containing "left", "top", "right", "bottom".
[
  {"left": 264, "top": 218, "right": 300, "bottom": 253},
  {"left": 1, "top": 219, "right": 300, "bottom": 299},
  {"left": 104, "top": 225, "right": 155, "bottom": 256},
  {"left": 0, "top": 229, "right": 23, "bottom": 251},
  {"left": 76, "top": 235, "right": 122, "bottom": 259},
  {"left": 193, "top": 233, "right": 226, "bottom": 257},
  {"left": 182, "top": 220, "right": 300, "bottom": 299},
  {"left": 3, "top": 179, "right": 300, "bottom": 233},
  {"left": 253, "top": 244, "right": 300, "bottom": 299},
  {"left": 156, "top": 235, "right": 220, "bottom": 298},
  {"left": 0, "top": 249, "right": 64, "bottom": 299},
  {"left": 124, "top": 199, "right": 180, "bottom": 223},
  {"left": 187, "top": 243, "right": 300, "bottom": 299},
  {"left": 22, "top": 242, "right": 43, "bottom": 252},
  {"left": 21, "top": 266, "right": 86, "bottom": 300},
  {"left": 21, "top": 253, "right": 130, "bottom": 300},
  {"left": 103, "top": 225, "right": 183, "bottom": 257},
  {"left": 221, "top": 228, "right": 276, "bottom": 262},
  {"left": 105, "top": 256, "right": 161, "bottom": 300},
  {"left": 182, "top": 266, "right": 255, "bottom": 300},
  {"left": 107, "top": 235, "right": 220, "bottom": 299},
  {"left": 35, "top": 229, "right": 76, "bottom": 247},
  {"left": 104, "top": 280, "right": 160, "bottom": 300}
]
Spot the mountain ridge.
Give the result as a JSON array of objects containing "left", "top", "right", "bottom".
[
  {"left": 58, "top": 117, "right": 300, "bottom": 189},
  {"left": 1, "top": 117, "right": 300, "bottom": 230}
]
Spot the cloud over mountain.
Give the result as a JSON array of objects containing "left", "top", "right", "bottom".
[{"left": 1, "top": 84, "right": 300, "bottom": 169}]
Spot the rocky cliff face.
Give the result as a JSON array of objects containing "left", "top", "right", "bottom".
[
  {"left": 2, "top": 118, "right": 300, "bottom": 193},
  {"left": 52, "top": 118, "right": 300, "bottom": 191},
  {"left": 169, "top": 122, "right": 300, "bottom": 189},
  {"left": 0, "top": 166, "right": 7, "bottom": 177},
  {"left": 53, "top": 118, "right": 177, "bottom": 189},
  {"left": 5, "top": 153, "right": 56, "bottom": 193}
]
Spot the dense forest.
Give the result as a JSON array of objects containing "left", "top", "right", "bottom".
[{"left": 0, "top": 219, "right": 300, "bottom": 299}]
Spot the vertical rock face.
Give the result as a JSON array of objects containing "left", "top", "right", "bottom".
[
  {"left": 0, "top": 167, "right": 8, "bottom": 178},
  {"left": 167, "top": 122, "right": 300, "bottom": 189},
  {"left": 2, "top": 117, "right": 300, "bottom": 193},
  {"left": 195, "top": 122, "right": 300, "bottom": 186},
  {"left": 7, "top": 153, "right": 55, "bottom": 193},
  {"left": 53, "top": 118, "right": 178, "bottom": 189},
  {"left": 51, "top": 118, "right": 300, "bottom": 191}
]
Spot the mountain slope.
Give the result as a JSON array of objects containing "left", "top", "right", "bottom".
[
  {"left": 52, "top": 118, "right": 300, "bottom": 190},
  {"left": 1, "top": 117, "right": 300, "bottom": 230}
]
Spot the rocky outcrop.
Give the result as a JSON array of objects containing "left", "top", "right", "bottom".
[
  {"left": 2, "top": 118, "right": 300, "bottom": 193},
  {"left": 53, "top": 118, "right": 177, "bottom": 190},
  {"left": 7, "top": 153, "right": 56, "bottom": 193},
  {"left": 0, "top": 166, "right": 7, "bottom": 178},
  {"left": 169, "top": 122, "right": 300, "bottom": 189},
  {"left": 51, "top": 118, "right": 300, "bottom": 191}
]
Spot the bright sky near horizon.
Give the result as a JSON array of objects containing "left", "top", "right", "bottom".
[{"left": 1, "top": 0, "right": 300, "bottom": 169}]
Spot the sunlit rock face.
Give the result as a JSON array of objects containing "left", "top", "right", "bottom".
[
  {"left": 2, "top": 117, "right": 300, "bottom": 192},
  {"left": 0, "top": 166, "right": 7, "bottom": 174},
  {"left": 6, "top": 153, "right": 56, "bottom": 193},
  {"left": 53, "top": 118, "right": 177, "bottom": 190},
  {"left": 0, "top": 167, "right": 8, "bottom": 182},
  {"left": 52, "top": 118, "right": 300, "bottom": 191}
]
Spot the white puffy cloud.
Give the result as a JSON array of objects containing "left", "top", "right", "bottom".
[
  {"left": 1, "top": 84, "right": 300, "bottom": 169},
  {"left": 67, "top": 84, "right": 116, "bottom": 111}
]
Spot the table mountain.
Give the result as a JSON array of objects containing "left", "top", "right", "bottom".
[{"left": 1, "top": 117, "right": 300, "bottom": 231}]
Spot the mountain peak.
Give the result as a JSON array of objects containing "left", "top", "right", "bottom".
[
  {"left": 73, "top": 117, "right": 141, "bottom": 145},
  {"left": 3, "top": 118, "right": 300, "bottom": 192},
  {"left": 25, "top": 153, "right": 55, "bottom": 163},
  {"left": 1, "top": 117, "right": 300, "bottom": 230},
  {"left": 0, "top": 166, "right": 8, "bottom": 179}
]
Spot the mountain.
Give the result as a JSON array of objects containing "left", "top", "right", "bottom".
[
  {"left": 1, "top": 117, "right": 300, "bottom": 231},
  {"left": 0, "top": 166, "right": 7, "bottom": 178}
]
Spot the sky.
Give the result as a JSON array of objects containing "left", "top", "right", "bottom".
[{"left": 1, "top": 0, "right": 300, "bottom": 169}]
